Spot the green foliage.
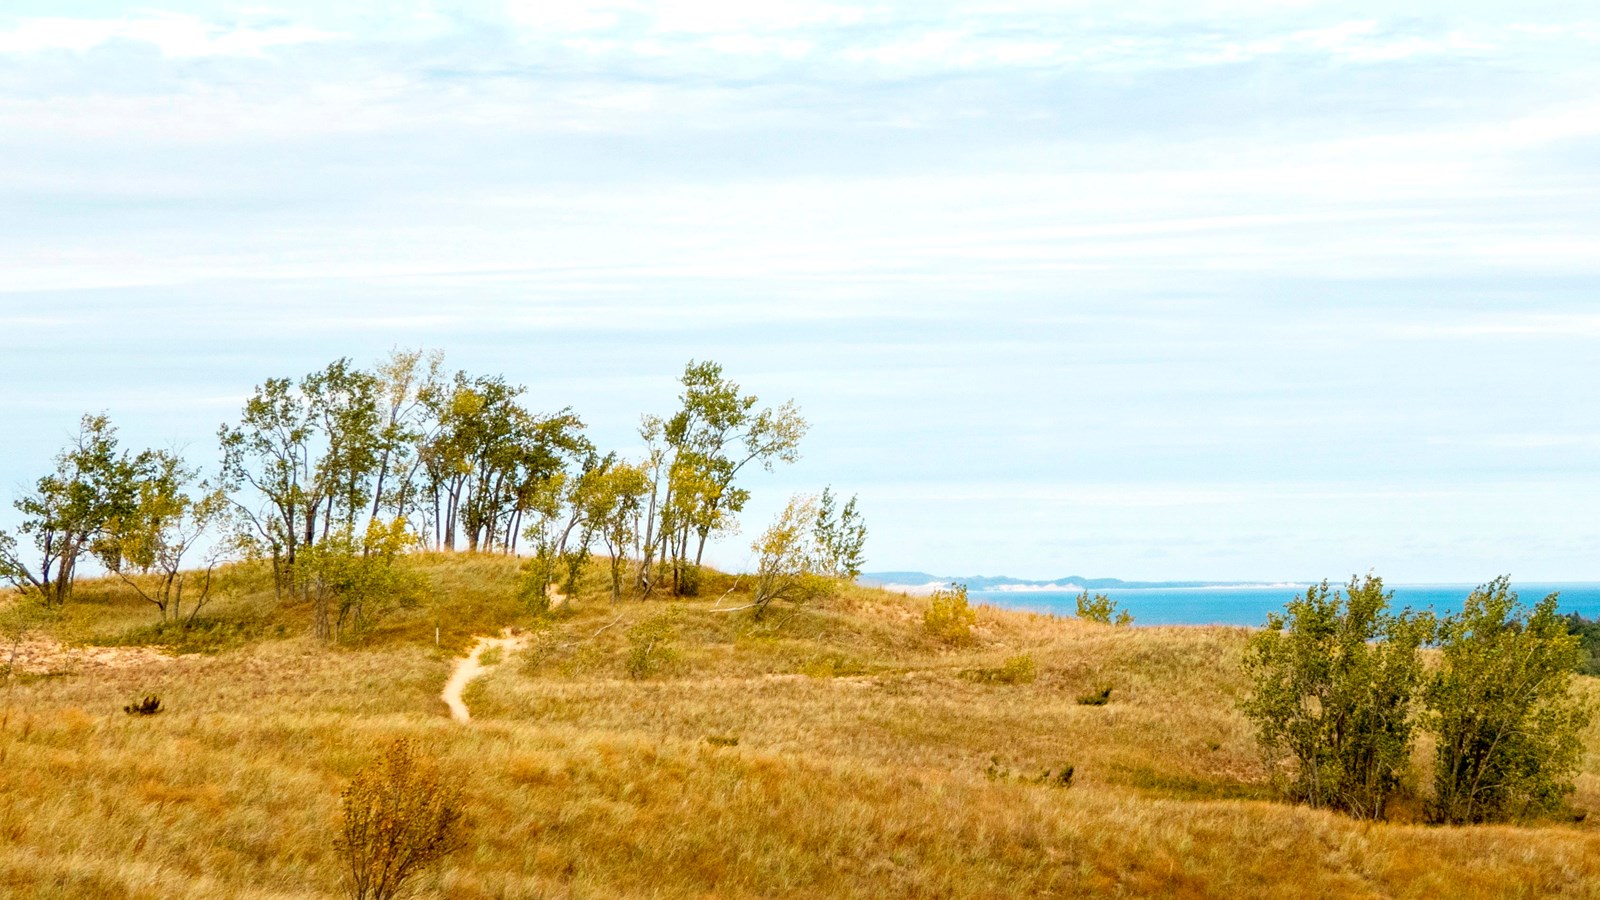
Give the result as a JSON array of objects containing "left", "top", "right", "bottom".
[
  {"left": 750, "top": 496, "right": 835, "bottom": 619},
  {"left": 574, "top": 458, "right": 651, "bottom": 602},
  {"left": 814, "top": 487, "right": 868, "bottom": 579},
  {"left": 515, "top": 559, "right": 554, "bottom": 616},
  {"left": 1, "top": 414, "right": 161, "bottom": 606},
  {"left": 1425, "top": 577, "right": 1592, "bottom": 824},
  {"left": 103, "top": 452, "right": 228, "bottom": 623},
  {"left": 625, "top": 608, "right": 682, "bottom": 678},
  {"left": 1241, "top": 575, "right": 1432, "bottom": 820},
  {"left": 1566, "top": 613, "right": 1600, "bottom": 676},
  {"left": 297, "top": 518, "right": 427, "bottom": 641},
  {"left": 923, "top": 583, "right": 978, "bottom": 645},
  {"left": 1075, "top": 591, "right": 1132, "bottom": 626},
  {"left": 638, "top": 360, "right": 808, "bottom": 597},
  {"left": 335, "top": 739, "right": 465, "bottom": 900},
  {"left": 962, "top": 654, "right": 1038, "bottom": 685}
]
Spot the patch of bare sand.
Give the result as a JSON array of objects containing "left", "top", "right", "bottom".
[{"left": 3, "top": 638, "right": 181, "bottom": 675}]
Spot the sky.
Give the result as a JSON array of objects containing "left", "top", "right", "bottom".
[{"left": 2, "top": 1, "right": 1599, "bottom": 583}]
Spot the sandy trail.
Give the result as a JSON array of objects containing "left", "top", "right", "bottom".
[{"left": 441, "top": 628, "right": 526, "bottom": 724}]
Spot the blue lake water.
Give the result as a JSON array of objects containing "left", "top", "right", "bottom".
[{"left": 972, "top": 583, "right": 1600, "bottom": 627}]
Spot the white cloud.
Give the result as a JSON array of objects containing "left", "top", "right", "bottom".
[
  {"left": 0, "top": 13, "right": 334, "bottom": 58},
  {"left": 1386, "top": 314, "right": 1600, "bottom": 340}
]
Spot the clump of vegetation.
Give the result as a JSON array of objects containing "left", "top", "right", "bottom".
[
  {"left": 1240, "top": 575, "right": 1431, "bottom": 821},
  {"left": 1243, "top": 573, "right": 1594, "bottom": 825},
  {"left": 801, "top": 653, "right": 875, "bottom": 678},
  {"left": 1566, "top": 612, "right": 1600, "bottom": 676},
  {"left": 984, "top": 756, "right": 1074, "bottom": 788},
  {"left": 924, "top": 583, "right": 977, "bottom": 644},
  {"left": 123, "top": 695, "right": 162, "bottom": 716},
  {"left": 704, "top": 735, "right": 739, "bottom": 748},
  {"left": 514, "top": 562, "right": 554, "bottom": 616},
  {"left": 335, "top": 739, "right": 464, "bottom": 900},
  {"left": 1076, "top": 686, "right": 1113, "bottom": 706},
  {"left": 625, "top": 608, "right": 681, "bottom": 678},
  {"left": 962, "top": 654, "right": 1037, "bottom": 685},
  {"left": 747, "top": 488, "right": 869, "bottom": 620},
  {"left": 295, "top": 518, "right": 428, "bottom": 643},
  {"left": 1425, "top": 578, "right": 1593, "bottom": 824},
  {"left": 1075, "top": 590, "right": 1132, "bottom": 626},
  {"left": 98, "top": 614, "right": 281, "bottom": 655}
]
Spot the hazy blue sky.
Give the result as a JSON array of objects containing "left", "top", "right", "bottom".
[{"left": 3, "top": 1, "right": 1599, "bottom": 582}]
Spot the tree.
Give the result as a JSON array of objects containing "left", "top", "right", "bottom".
[
  {"left": 638, "top": 361, "right": 807, "bottom": 596},
  {"left": 575, "top": 458, "right": 650, "bottom": 603},
  {"left": 1240, "top": 576, "right": 1432, "bottom": 820},
  {"left": 1075, "top": 590, "right": 1132, "bottom": 626},
  {"left": 367, "top": 348, "right": 442, "bottom": 525},
  {"left": 296, "top": 518, "right": 426, "bottom": 642},
  {"left": 417, "top": 370, "right": 586, "bottom": 554},
  {"left": 1425, "top": 577, "right": 1592, "bottom": 824},
  {"left": 749, "top": 495, "right": 832, "bottom": 619},
  {"left": 0, "top": 414, "right": 146, "bottom": 605},
  {"left": 814, "top": 487, "right": 867, "bottom": 579},
  {"left": 219, "top": 373, "right": 320, "bottom": 589},
  {"left": 101, "top": 451, "right": 228, "bottom": 624}
]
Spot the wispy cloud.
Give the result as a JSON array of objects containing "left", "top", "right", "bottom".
[
  {"left": 3, "top": 0, "right": 1599, "bottom": 580},
  {"left": 0, "top": 13, "right": 335, "bottom": 57}
]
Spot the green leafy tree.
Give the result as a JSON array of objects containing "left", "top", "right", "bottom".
[
  {"left": 101, "top": 451, "right": 228, "bottom": 624},
  {"left": 749, "top": 495, "right": 833, "bottom": 619},
  {"left": 1240, "top": 576, "right": 1433, "bottom": 820},
  {"left": 297, "top": 517, "right": 426, "bottom": 642},
  {"left": 576, "top": 458, "right": 650, "bottom": 602},
  {"left": 638, "top": 361, "right": 807, "bottom": 596},
  {"left": 417, "top": 371, "right": 586, "bottom": 553},
  {"left": 1075, "top": 590, "right": 1132, "bottom": 626},
  {"left": 219, "top": 374, "right": 319, "bottom": 587},
  {"left": 814, "top": 487, "right": 867, "bottom": 579},
  {"left": 1425, "top": 577, "right": 1592, "bottom": 824},
  {"left": 0, "top": 414, "right": 147, "bottom": 606}
]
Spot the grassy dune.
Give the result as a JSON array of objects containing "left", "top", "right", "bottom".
[{"left": 2, "top": 558, "right": 1598, "bottom": 898}]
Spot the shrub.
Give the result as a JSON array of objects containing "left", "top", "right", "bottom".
[
  {"left": 1076, "top": 686, "right": 1112, "bottom": 706},
  {"left": 1425, "top": 578, "right": 1593, "bottom": 824},
  {"left": 962, "top": 654, "right": 1038, "bottom": 685},
  {"left": 515, "top": 562, "right": 553, "bottom": 616},
  {"left": 625, "top": 608, "right": 681, "bottom": 679},
  {"left": 123, "top": 695, "right": 162, "bottom": 716},
  {"left": 1075, "top": 591, "right": 1131, "bottom": 626},
  {"left": 923, "top": 583, "right": 977, "bottom": 644},
  {"left": 1240, "top": 575, "right": 1432, "bottom": 820},
  {"left": 335, "top": 739, "right": 464, "bottom": 900},
  {"left": 984, "top": 756, "right": 1074, "bottom": 788}
]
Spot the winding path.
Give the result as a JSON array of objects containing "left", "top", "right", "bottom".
[{"left": 441, "top": 628, "right": 526, "bottom": 724}]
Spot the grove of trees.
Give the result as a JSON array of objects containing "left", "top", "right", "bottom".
[
  {"left": 0, "top": 353, "right": 867, "bottom": 639},
  {"left": 1243, "top": 575, "right": 1592, "bottom": 824}
]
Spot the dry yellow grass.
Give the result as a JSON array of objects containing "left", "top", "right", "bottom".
[{"left": 1, "top": 559, "right": 1597, "bottom": 898}]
